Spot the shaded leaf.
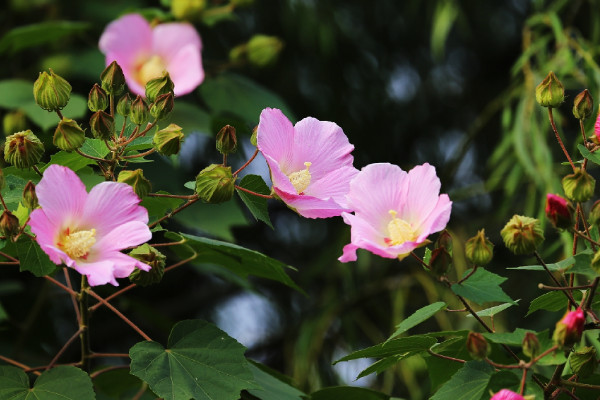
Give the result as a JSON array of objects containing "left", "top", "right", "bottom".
[
  {"left": 0, "top": 365, "right": 95, "bottom": 399},
  {"left": 451, "top": 269, "right": 515, "bottom": 305},
  {"left": 430, "top": 361, "right": 494, "bottom": 400},
  {"left": 334, "top": 336, "right": 436, "bottom": 364},
  {"left": 387, "top": 302, "right": 446, "bottom": 341},
  {"left": 466, "top": 300, "right": 519, "bottom": 318},
  {"left": 0, "top": 21, "right": 90, "bottom": 54},
  {"left": 236, "top": 174, "right": 273, "bottom": 229},
  {"left": 310, "top": 386, "right": 390, "bottom": 400},
  {"left": 95, "top": 368, "right": 157, "bottom": 400},
  {"left": 21, "top": 94, "right": 87, "bottom": 131},
  {"left": 356, "top": 356, "right": 402, "bottom": 379},
  {"left": 140, "top": 193, "right": 184, "bottom": 225},
  {"left": 246, "top": 361, "right": 305, "bottom": 400},
  {"left": 15, "top": 236, "right": 57, "bottom": 277}
]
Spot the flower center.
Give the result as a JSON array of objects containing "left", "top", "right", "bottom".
[
  {"left": 136, "top": 55, "right": 167, "bottom": 88},
  {"left": 60, "top": 228, "right": 96, "bottom": 259},
  {"left": 287, "top": 162, "right": 312, "bottom": 194},
  {"left": 385, "top": 210, "right": 417, "bottom": 246}
]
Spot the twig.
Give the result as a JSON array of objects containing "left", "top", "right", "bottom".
[
  {"left": 548, "top": 108, "right": 576, "bottom": 171},
  {"left": 539, "top": 283, "right": 593, "bottom": 291},
  {"left": 89, "top": 364, "right": 129, "bottom": 379},
  {"left": 32, "top": 165, "right": 43, "bottom": 177},
  {"left": 75, "top": 148, "right": 107, "bottom": 163},
  {"left": 46, "top": 328, "right": 83, "bottom": 370},
  {"left": 122, "top": 148, "right": 156, "bottom": 160},
  {"left": 234, "top": 185, "right": 273, "bottom": 199},
  {"left": 148, "top": 193, "right": 197, "bottom": 200},
  {"left": 89, "top": 352, "right": 129, "bottom": 358},
  {"left": 534, "top": 251, "right": 577, "bottom": 309},
  {"left": 63, "top": 268, "right": 81, "bottom": 324},
  {"left": 0, "top": 354, "right": 41, "bottom": 375},
  {"left": 427, "top": 349, "right": 465, "bottom": 363},
  {"left": 233, "top": 148, "right": 259, "bottom": 176},
  {"left": 44, "top": 275, "right": 78, "bottom": 296},
  {"left": 148, "top": 197, "right": 200, "bottom": 229},
  {"left": 458, "top": 265, "right": 478, "bottom": 284}
]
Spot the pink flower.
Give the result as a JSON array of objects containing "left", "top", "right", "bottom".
[
  {"left": 545, "top": 193, "right": 573, "bottom": 229},
  {"left": 28, "top": 165, "right": 152, "bottom": 286},
  {"left": 490, "top": 389, "right": 525, "bottom": 400},
  {"left": 99, "top": 13, "right": 204, "bottom": 97},
  {"left": 553, "top": 307, "right": 585, "bottom": 348},
  {"left": 257, "top": 108, "right": 358, "bottom": 218},
  {"left": 338, "top": 163, "right": 451, "bottom": 262},
  {"left": 595, "top": 111, "right": 600, "bottom": 142}
]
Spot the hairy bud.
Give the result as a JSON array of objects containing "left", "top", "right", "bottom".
[
  {"left": 500, "top": 215, "right": 544, "bottom": 255},
  {"left": 33, "top": 69, "right": 72, "bottom": 111},
  {"left": 130, "top": 95, "right": 149, "bottom": 126},
  {"left": 54, "top": 118, "right": 85, "bottom": 151},
  {"left": 4, "top": 130, "right": 44, "bottom": 168},
  {"left": 535, "top": 71, "right": 564, "bottom": 108},
  {"left": 116, "top": 93, "right": 132, "bottom": 117}
]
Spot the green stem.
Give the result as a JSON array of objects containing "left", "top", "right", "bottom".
[{"left": 78, "top": 276, "right": 91, "bottom": 372}]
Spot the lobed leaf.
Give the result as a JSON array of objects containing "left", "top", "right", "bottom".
[
  {"left": 0, "top": 365, "right": 95, "bottom": 399},
  {"left": 386, "top": 302, "right": 446, "bottom": 342},
  {"left": 236, "top": 174, "right": 273, "bottom": 229},
  {"left": 430, "top": 361, "right": 494, "bottom": 400},
  {"left": 451, "top": 269, "right": 516, "bottom": 305}
]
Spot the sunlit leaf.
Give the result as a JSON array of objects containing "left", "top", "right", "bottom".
[{"left": 465, "top": 300, "right": 519, "bottom": 318}]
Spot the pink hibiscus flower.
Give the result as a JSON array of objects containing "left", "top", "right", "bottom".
[
  {"left": 338, "top": 163, "right": 452, "bottom": 262},
  {"left": 99, "top": 13, "right": 204, "bottom": 97},
  {"left": 490, "top": 389, "right": 525, "bottom": 400},
  {"left": 257, "top": 108, "right": 359, "bottom": 218},
  {"left": 28, "top": 165, "right": 152, "bottom": 286}
]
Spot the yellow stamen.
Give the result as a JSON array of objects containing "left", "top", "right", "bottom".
[
  {"left": 136, "top": 55, "right": 167, "bottom": 87},
  {"left": 386, "top": 210, "right": 417, "bottom": 246},
  {"left": 288, "top": 162, "right": 312, "bottom": 194},
  {"left": 61, "top": 229, "right": 96, "bottom": 259}
]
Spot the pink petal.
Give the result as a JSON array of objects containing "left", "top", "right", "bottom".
[
  {"left": 263, "top": 153, "right": 297, "bottom": 194},
  {"left": 152, "top": 22, "right": 201, "bottom": 63},
  {"left": 166, "top": 44, "right": 205, "bottom": 96},
  {"left": 105, "top": 251, "right": 151, "bottom": 279},
  {"left": 274, "top": 188, "right": 350, "bottom": 218},
  {"left": 415, "top": 194, "right": 452, "bottom": 241},
  {"left": 73, "top": 259, "right": 118, "bottom": 286},
  {"left": 95, "top": 221, "right": 152, "bottom": 253},
  {"left": 117, "top": 62, "right": 146, "bottom": 96},
  {"left": 403, "top": 163, "right": 442, "bottom": 224},
  {"left": 338, "top": 243, "right": 359, "bottom": 262},
  {"left": 341, "top": 212, "right": 399, "bottom": 259},
  {"left": 28, "top": 209, "right": 60, "bottom": 263},
  {"left": 81, "top": 182, "right": 148, "bottom": 237},
  {"left": 306, "top": 165, "right": 358, "bottom": 207},
  {"left": 36, "top": 165, "right": 87, "bottom": 228},
  {"left": 99, "top": 14, "right": 152, "bottom": 70},
  {"left": 257, "top": 108, "right": 295, "bottom": 173}
]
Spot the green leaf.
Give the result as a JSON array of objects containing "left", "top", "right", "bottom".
[
  {"left": 430, "top": 361, "right": 494, "bottom": 400},
  {"left": 169, "top": 100, "right": 211, "bottom": 135},
  {"left": 140, "top": 193, "right": 184, "bottom": 225},
  {"left": 465, "top": 300, "right": 519, "bottom": 318},
  {"left": 356, "top": 356, "right": 403, "bottom": 379},
  {"left": 0, "top": 21, "right": 90, "bottom": 54},
  {"left": 0, "top": 80, "right": 33, "bottom": 108},
  {"left": 246, "top": 362, "right": 305, "bottom": 400},
  {"left": 483, "top": 328, "right": 535, "bottom": 346},
  {"left": 15, "top": 236, "right": 57, "bottom": 277},
  {"left": 174, "top": 233, "right": 303, "bottom": 293},
  {"left": 199, "top": 73, "right": 294, "bottom": 124},
  {"left": 174, "top": 200, "right": 247, "bottom": 241},
  {"left": 236, "top": 174, "right": 273, "bottom": 229},
  {"left": 129, "top": 319, "right": 259, "bottom": 400},
  {"left": 334, "top": 335, "right": 436, "bottom": 364},
  {"left": 387, "top": 302, "right": 446, "bottom": 341},
  {"left": 310, "top": 386, "right": 390, "bottom": 400},
  {"left": 21, "top": 94, "right": 88, "bottom": 131},
  {"left": 425, "top": 337, "right": 470, "bottom": 391},
  {"left": 527, "top": 290, "right": 583, "bottom": 316},
  {"left": 0, "top": 365, "right": 95, "bottom": 399},
  {"left": 510, "top": 250, "right": 593, "bottom": 276},
  {"left": 80, "top": 138, "right": 111, "bottom": 159},
  {"left": 2, "top": 172, "right": 34, "bottom": 210},
  {"left": 579, "top": 144, "right": 600, "bottom": 166},
  {"left": 94, "top": 368, "right": 157, "bottom": 400},
  {"left": 451, "top": 269, "right": 516, "bottom": 305},
  {"left": 42, "top": 138, "right": 110, "bottom": 172}
]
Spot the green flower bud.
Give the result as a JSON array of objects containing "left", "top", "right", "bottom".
[
  {"left": 465, "top": 229, "right": 493, "bottom": 266},
  {"left": 100, "top": 61, "right": 126, "bottom": 96},
  {"left": 33, "top": 69, "right": 72, "bottom": 111},
  {"left": 500, "top": 215, "right": 544, "bottom": 255},
  {"left": 247, "top": 34, "right": 284, "bottom": 67},
  {"left": 22, "top": 181, "right": 38, "bottom": 209},
  {"left": 429, "top": 247, "right": 451, "bottom": 276},
  {"left": 171, "top": 0, "right": 206, "bottom": 20},
  {"left": 535, "top": 71, "right": 564, "bottom": 108},
  {"left": 569, "top": 346, "right": 598, "bottom": 378},
  {"left": 229, "top": 44, "right": 247, "bottom": 65},
  {"left": 128, "top": 244, "right": 166, "bottom": 287},
  {"left": 0, "top": 211, "right": 20, "bottom": 239},
  {"left": 216, "top": 125, "right": 238, "bottom": 155},
  {"left": 118, "top": 169, "right": 152, "bottom": 199},
  {"left": 590, "top": 200, "right": 600, "bottom": 226},
  {"left": 54, "top": 118, "right": 85, "bottom": 151},
  {"left": 195, "top": 164, "right": 236, "bottom": 204},
  {"left": 150, "top": 93, "right": 174, "bottom": 120},
  {"left": 466, "top": 332, "right": 489, "bottom": 360},
  {"left": 89, "top": 110, "right": 114, "bottom": 141},
  {"left": 116, "top": 93, "right": 132, "bottom": 117},
  {"left": 145, "top": 72, "right": 174, "bottom": 103},
  {"left": 4, "top": 130, "right": 44, "bottom": 169},
  {"left": 573, "top": 89, "right": 593, "bottom": 120},
  {"left": 435, "top": 230, "right": 452, "bottom": 253},
  {"left": 88, "top": 83, "right": 108, "bottom": 112},
  {"left": 562, "top": 168, "right": 595, "bottom": 203},
  {"left": 250, "top": 125, "right": 258, "bottom": 146},
  {"left": 522, "top": 332, "right": 540, "bottom": 360},
  {"left": 3, "top": 111, "right": 27, "bottom": 136},
  {"left": 153, "top": 123, "right": 184, "bottom": 156},
  {"left": 130, "top": 95, "right": 149, "bottom": 126}
]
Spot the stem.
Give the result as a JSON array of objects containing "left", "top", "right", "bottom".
[
  {"left": 410, "top": 252, "right": 431, "bottom": 270},
  {"left": 548, "top": 108, "right": 576, "bottom": 171},
  {"left": 148, "top": 197, "right": 199, "bottom": 229},
  {"left": 233, "top": 148, "right": 259, "bottom": 176},
  {"left": 148, "top": 193, "right": 197, "bottom": 200},
  {"left": 86, "top": 289, "right": 152, "bottom": 341},
  {"left": 0, "top": 250, "right": 18, "bottom": 262},
  {"left": 559, "top": 380, "right": 600, "bottom": 390},
  {"left": 0, "top": 193, "right": 8, "bottom": 211},
  {"left": 580, "top": 119, "right": 587, "bottom": 146},
  {"left": 222, "top": 153, "right": 228, "bottom": 167},
  {"left": 572, "top": 228, "right": 600, "bottom": 248},
  {"left": 47, "top": 328, "right": 83, "bottom": 370},
  {"left": 585, "top": 277, "right": 600, "bottom": 310},
  {"left": 0, "top": 354, "right": 41, "bottom": 375},
  {"left": 484, "top": 358, "right": 522, "bottom": 369},
  {"left": 519, "top": 368, "right": 527, "bottom": 395},
  {"left": 75, "top": 148, "right": 107, "bottom": 163},
  {"left": 545, "top": 360, "right": 567, "bottom": 398},
  {"left": 530, "top": 345, "right": 559, "bottom": 365},
  {"left": 534, "top": 251, "right": 577, "bottom": 308},
  {"left": 56, "top": 110, "right": 64, "bottom": 120},
  {"left": 44, "top": 275, "right": 78, "bottom": 296},
  {"left": 458, "top": 265, "right": 477, "bottom": 284},
  {"left": 32, "top": 165, "right": 43, "bottom": 177},
  {"left": 427, "top": 349, "right": 465, "bottom": 363},
  {"left": 89, "top": 365, "right": 129, "bottom": 379},
  {"left": 79, "top": 276, "right": 91, "bottom": 372},
  {"left": 234, "top": 185, "right": 273, "bottom": 199},
  {"left": 576, "top": 206, "right": 596, "bottom": 251},
  {"left": 89, "top": 352, "right": 129, "bottom": 358},
  {"left": 63, "top": 268, "right": 81, "bottom": 324},
  {"left": 539, "top": 283, "right": 593, "bottom": 291},
  {"left": 122, "top": 148, "right": 155, "bottom": 159}
]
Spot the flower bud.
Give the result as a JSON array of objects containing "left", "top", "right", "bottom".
[
  {"left": 171, "top": 0, "right": 206, "bottom": 20},
  {"left": 466, "top": 332, "right": 489, "bottom": 360},
  {"left": 553, "top": 307, "right": 585, "bottom": 349},
  {"left": 100, "top": 61, "right": 126, "bottom": 96},
  {"left": 89, "top": 110, "right": 114, "bottom": 141},
  {"left": 545, "top": 193, "right": 574, "bottom": 230},
  {"left": 33, "top": 69, "right": 72, "bottom": 111},
  {"left": 150, "top": 93, "right": 174, "bottom": 120},
  {"left": 590, "top": 249, "right": 600, "bottom": 274},
  {"left": 464, "top": 229, "right": 494, "bottom": 266},
  {"left": 128, "top": 244, "right": 166, "bottom": 287},
  {"left": 250, "top": 125, "right": 258, "bottom": 146},
  {"left": 500, "top": 215, "right": 544, "bottom": 255},
  {"left": 118, "top": 169, "right": 152, "bottom": 199},
  {"left": 0, "top": 211, "right": 20, "bottom": 238},
  {"left": 562, "top": 168, "right": 595, "bottom": 203},
  {"left": 522, "top": 332, "right": 540, "bottom": 359},
  {"left": 130, "top": 95, "right": 149, "bottom": 126},
  {"left": 429, "top": 247, "right": 451, "bottom": 276},
  {"left": 4, "top": 130, "right": 44, "bottom": 169},
  {"left": 216, "top": 125, "right": 238, "bottom": 155},
  {"left": 573, "top": 89, "right": 593, "bottom": 120},
  {"left": 145, "top": 72, "right": 174, "bottom": 103},
  {"left": 590, "top": 200, "right": 600, "bottom": 226},
  {"left": 3, "top": 111, "right": 27, "bottom": 136},
  {"left": 247, "top": 35, "right": 284, "bottom": 67},
  {"left": 88, "top": 83, "right": 108, "bottom": 112},
  {"left": 568, "top": 346, "right": 597, "bottom": 378},
  {"left": 490, "top": 390, "right": 527, "bottom": 400},
  {"left": 54, "top": 118, "right": 85, "bottom": 151},
  {"left": 153, "top": 124, "right": 184, "bottom": 156},
  {"left": 229, "top": 44, "right": 247, "bottom": 65},
  {"left": 117, "top": 93, "right": 132, "bottom": 117},
  {"left": 195, "top": 164, "right": 236, "bottom": 204},
  {"left": 535, "top": 71, "right": 564, "bottom": 108},
  {"left": 22, "top": 181, "right": 38, "bottom": 209}
]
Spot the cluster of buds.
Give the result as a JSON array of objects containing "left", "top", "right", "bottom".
[
  {"left": 500, "top": 215, "right": 544, "bottom": 255},
  {"left": 464, "top": 229, "right": 493, "bottom": 266},
  {"left": 118, "top": 169, "right": 152, "bottom": 199}
]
